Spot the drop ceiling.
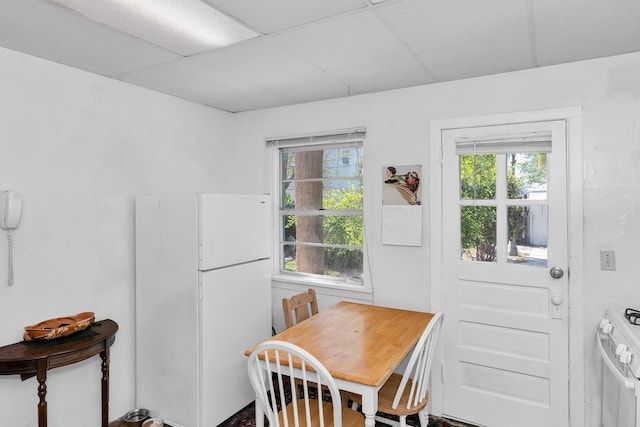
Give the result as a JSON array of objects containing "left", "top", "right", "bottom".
[{"left": 1, "top": 0, "right": 640, "bottom": 113}]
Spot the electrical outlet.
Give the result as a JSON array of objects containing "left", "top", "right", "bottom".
[{"left": 600, "top": 250, "right": 616, "bottom": 271}]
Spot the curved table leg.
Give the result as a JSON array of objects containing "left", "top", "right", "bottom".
[
  {"left": 36, "top": 360, "right": 47, "bottom": 427},
  {"left": 101, "top": 344, "right": 111, "bottom": 427}
]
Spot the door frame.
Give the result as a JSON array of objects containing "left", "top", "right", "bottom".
[{"left": 428, "top": 107, "right": 584, "bottom": 426}]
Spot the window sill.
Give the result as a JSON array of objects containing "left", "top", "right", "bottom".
[{"left": 271, "top": 273, "right": 372, "bottom": 294}]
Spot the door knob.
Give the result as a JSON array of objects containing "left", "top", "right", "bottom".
[
  {"left": 549, "top": 266, "right": 564, "bottom": 279},
  {"left": 551, "top": 295, "right": 563, "bottom": 305}
]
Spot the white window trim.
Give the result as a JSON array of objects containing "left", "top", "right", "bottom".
[{"left": 268, "top": 128, "right": 371, "bottom": 292}]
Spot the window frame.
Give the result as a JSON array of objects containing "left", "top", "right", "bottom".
[{"left": 268, "top": 129, "right": 369, "bottom": 291}]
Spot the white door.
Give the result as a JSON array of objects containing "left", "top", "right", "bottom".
[{"left": 440, "top": 120, "right": 569, "bottom": 427}]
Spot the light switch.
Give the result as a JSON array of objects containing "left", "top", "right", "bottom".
[{"left": 600, "top": 250, "right": 616, "bottom": 271}]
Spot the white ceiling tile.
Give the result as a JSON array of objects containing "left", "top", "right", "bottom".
[
  {"left": 268, "top": 10, "right": 434, "bottom": 94},
  {"left": 119, "top": 59, "right": 287, "bottom": 112},
  {"left": 183, "top": 39, "right": 351, "bottom": 105},
  {"left": 377, "top": 0, "right": 533, "bottom": 81},
  {"left": 203, "top": 0, "right": 367, "bottom": 34},
  {"left": 0, "top": 0, "right": 181, "bottom": 77},
  {"left": 118, "top": 39, "right": 350, "bottom": 112},
  {"left": 532, "top": 0, "right": 640, "bottom": 66}
]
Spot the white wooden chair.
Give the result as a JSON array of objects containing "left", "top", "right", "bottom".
[
  {"left": 247, "top": 340, "right": 364, "bottom": 427},
  {"left": 350, "top": 312, "right": 444, "bottom": 427}
]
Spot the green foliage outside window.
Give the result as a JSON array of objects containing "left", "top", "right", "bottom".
[
  {"left": 460, "top": 154, "right": 497, "bottom": 261},
  {"left": 323, "top": 185, "right": 363, "bottom": 274},
  {"left": 460, "top": 152, "right": 547, "bottom": 262}
]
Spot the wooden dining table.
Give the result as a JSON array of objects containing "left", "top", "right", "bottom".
[{"left": 245, "top": 301, "right": 435, "bottom": 427}]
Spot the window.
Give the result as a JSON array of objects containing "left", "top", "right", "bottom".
[
  {"left": 269, "top": 129, "right": 364, "bottom": 286},
  {"left": 456, "top": 131, "right": 550, "bottom": 266}
]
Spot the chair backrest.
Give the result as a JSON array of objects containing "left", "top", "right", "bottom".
[
  {"left": 247, "top": 340, "right": 344, "bottom": 427},
  {"left": 391, "top": 312, "right": 444, "bottom": 411},
  {"left": 282, "top": 289, "right": 319, "bottom": 329}
]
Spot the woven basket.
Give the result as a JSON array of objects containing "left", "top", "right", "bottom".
[{"left": 23, "top": 311, "right": 95, "bottom": 341}]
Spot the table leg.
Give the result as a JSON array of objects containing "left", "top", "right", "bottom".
[
  {"left": 100, "top": 344, "right": 110, "bottom": 427},
  {"left": 360, "top": 388, "right": 377, "bottom": 427},
  {"left": 36, "top": 360, "right": 47, "bottom": 427}
]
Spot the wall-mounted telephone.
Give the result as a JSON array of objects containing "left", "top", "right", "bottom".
[
  {"left": 1, "top": 191, "right": 22, "bottom": 230},
  {"left": 0, "top": 191, "right": 22, "bottom": 286}
]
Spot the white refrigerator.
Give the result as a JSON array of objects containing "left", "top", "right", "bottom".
[{"left": 135, "top": 193, "right": 272, "bottom": 427}]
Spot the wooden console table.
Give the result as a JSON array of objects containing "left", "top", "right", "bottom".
[{"left": 0, "top": 319, "right": 118, "bottom": 427}]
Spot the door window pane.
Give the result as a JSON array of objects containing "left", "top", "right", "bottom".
[
  {"left": 506, "top": 152, "right": 548, "bottom": 266},
  {"left": 507, "top": 205, "right": 548, "bottom": 267},
  {"left": 507, "top": 153, "right": 547, "bottom": 200},
  {"left": 461, "top": 206, "right": 496, "bottom": 262},
  {"left": 460, "top": 154, "right": 496, "bottom": 200}
]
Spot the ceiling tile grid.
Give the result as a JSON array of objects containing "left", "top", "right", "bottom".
[{"left": 1, "top": 0, "right": 639, "bottom": 111}]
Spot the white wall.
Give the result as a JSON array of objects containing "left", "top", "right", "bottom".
[
  {"left": 0, "top": 46, "right": 268, "bottom": 427},
  {"left": 238, "top": 52, "right": 640, "bottom": 427},
  {"left": 3, "top": 40, "right": 640, "bottom": 427}
]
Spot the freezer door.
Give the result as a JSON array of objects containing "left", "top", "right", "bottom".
[
  {"left": 201, "top": 259, "right": 272, "bottom": 426},
  {"left": 199, "top": 194, "right": 271, "bottom": 270}
]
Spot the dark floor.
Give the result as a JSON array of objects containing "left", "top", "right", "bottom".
[
  {"left": 108, "top": 416, "right": 173, "bottom": 427},
  {"left": 110, "top": 376, "right": 476, "bottom": 427},
  {"left": 215, "top": 400, "right": 479, "bottom": 427},
  {"left": 109, "top": 401, "right": 478, "bottom": 427},
  {"left": 108, "top": 415, "right": 174, "bottom": 427},
  {"left": 109, "top": 403, "right": 475, "bottom": 427}
]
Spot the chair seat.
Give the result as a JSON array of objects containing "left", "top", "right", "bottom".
[
  {"left": 248, "top": 340, "right": 362, "bottom": 427},
  {"left": 280, "top": 399, "right": 365, "bottom": 427},
  {"left": 350, "top": 373, "right": 429, "bottom": 417},
  {"left": 377, "top": 373, "right": 429, "bottom": 416},
  {"left": 349, "top": 312, "right": 443, "bottom": 427}
]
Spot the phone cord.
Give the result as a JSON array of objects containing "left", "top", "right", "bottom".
[{"left": 7, "top": 229, "right": 13, "bottom": 286}]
